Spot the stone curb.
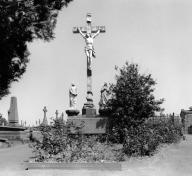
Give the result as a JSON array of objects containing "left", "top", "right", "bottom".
[{"left": 25, "top": 162, "right": 122, "bottom": 171}]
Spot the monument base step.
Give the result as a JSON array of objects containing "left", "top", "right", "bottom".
[
  {"left": 25, "top": 162, "right": 122, "bottom": 171},
  {"left": 0, "top": 130, "right": 28, "bottom": 141}
]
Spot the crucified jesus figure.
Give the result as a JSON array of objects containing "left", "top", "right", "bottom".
[{"left": 78, "top": 28, "right": 100, "bottom": 70}]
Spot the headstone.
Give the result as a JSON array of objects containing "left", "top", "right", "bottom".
[
  {"left": 42, "top": 106, "right": 48, "bottom": 125},
  {"left": 55, "top": 110, "right": 59, "bottom": 119},
  {"left": 180, "top": 108, "right": 192, "bottom": 134},
  {"left": 8, "top": 96, "right": 19, "bottom": 126}
]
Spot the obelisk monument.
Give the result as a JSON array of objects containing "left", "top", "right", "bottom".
[{"left": 8, "top": 96, "right": 19, "bottom": 126}]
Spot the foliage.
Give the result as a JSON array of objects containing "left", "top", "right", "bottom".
[
  {"left": 31, "top": 118, "right": 124, "bottom": 163},
  {"left": 0, "top": 114, "right": 8, "bottom": 126},
  {"left": 106, "top": 62, "right": 164, "bottom": 143},
  {"left": 0, "top": 0, "right": 72, "bottom": 99},
  {"left": 31, "top": 117, "right": 184, "bottom": 161},
  {"left": 123, "top": 119, "right": 183, "bottom": 157}
]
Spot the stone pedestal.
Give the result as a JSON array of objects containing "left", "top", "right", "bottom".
[
  {"left": 66, "top": 109, "right": 80, "bottom": 116},
  {"left": 67, "top": 116, "right": 108, "bottom": 134},
  {"left": 180, "top": 109, "right": 192, "bottom": 134},
  {"left": 82, "top": 108, "right": 96, "bottom": 117},
  {"left": 0, "top": 126, "right": 27, "bottom": 141},
  {"left": 82, "top": 102, "right": 96, "bottom": 117},
  {"left": 65, "top": 103, "right": 107, "bottom": 134}
]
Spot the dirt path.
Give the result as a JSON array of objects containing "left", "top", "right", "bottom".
[
  {"left": 0, "top": 136, "right": 192, "bottom": 176},
  {"left": 0, "top": 144, "right": 33, "bottom": 170}
]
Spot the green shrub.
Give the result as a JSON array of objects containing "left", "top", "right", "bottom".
[
  {"left": 123, "top": 120, "right": 183, "bottom": 157},
  {"left": 105, "top": 62, "right": 164, "bottom": 143},
  {"left": 31, "top": 118, "right": 124, "bottom": 163}
]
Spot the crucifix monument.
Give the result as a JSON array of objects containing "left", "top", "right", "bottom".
[{"left": 73, "top": 13, "right": 106, "bottom": 116}]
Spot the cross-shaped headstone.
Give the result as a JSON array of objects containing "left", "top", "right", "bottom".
[
  {"left": 43, "top": 106, "right": 47, "bottom": 118},
  {"left": 42, "top": 106, "right": 48, "bottom": 125},
  {"left": 73, "top": 13, "right": 106, "bottom": 105},
  {"left": 55, "top": 110, "right": 59, "bottom": 119}
]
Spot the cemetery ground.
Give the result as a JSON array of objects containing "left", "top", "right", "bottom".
[{"left": 0, "top": 135, "right": 192, "bottom": 176}]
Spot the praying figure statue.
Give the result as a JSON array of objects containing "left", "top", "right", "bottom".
[
  {"left": 78, "top": 27, "right": 100, "bottom": 70},
  {"left": 99, "top": 83, "right": 111, "bottom": 116},
  {"left": 69, "top": 83, "right": 78, "bottom": 109},
  {"left": 99, "top": 83, "right": 110, "bottom": 108}
]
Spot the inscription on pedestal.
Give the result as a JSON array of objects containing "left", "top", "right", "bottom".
[{"left": 67, "top": 116, "right": 108, "bottom": 134}]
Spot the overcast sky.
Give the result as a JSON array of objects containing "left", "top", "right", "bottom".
[{"left": 1, "top": 0, "right": 192, "bottom": 125}]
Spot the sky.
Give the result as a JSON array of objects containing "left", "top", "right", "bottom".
[{"left": 1, "top": 0, "right": 192, "bottom": 125}]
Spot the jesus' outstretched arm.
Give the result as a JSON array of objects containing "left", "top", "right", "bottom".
[
  {"left": 92, "top": 29, "right": 101, "bottom": 39},
  {"left": 78, "top": 27, "right": 86, "bottom": 39}
]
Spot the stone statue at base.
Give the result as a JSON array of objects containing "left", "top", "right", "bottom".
[
  {"left": 69, "top": 83, "right": 77, "bottom": 109},
  {"left": 99, "top": 83, "right": 111, "bottom": 116},
  {"left": 66, "top": 83, "right": 80, "bottom": 116}
]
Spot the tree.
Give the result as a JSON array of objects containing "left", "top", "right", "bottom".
[
  {"left": 106, "top": 62, "right": 164, "bottom": 143},
  {"left": 0, "top": 0, "right": 72, "bottom": 99}
]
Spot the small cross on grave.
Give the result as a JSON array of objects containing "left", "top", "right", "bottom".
[
  {"left": 42, "top": 106, "right": 48, "bottom": 125},
  {"left": 43, "top": 106, "right": 47, "bottom": 117},
  {"left": 55, "top": 110, "right": 59, "bottom": 119}
]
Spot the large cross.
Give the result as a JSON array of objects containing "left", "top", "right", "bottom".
[
  {"left": 43, "top": 106, "right": 47, "bottom": 118},
  {"left": 73, "top": 13, "right": 106, "bottom": 106},
  {"left": 55, "top": 110, "right": 59, "bottom": 119}
]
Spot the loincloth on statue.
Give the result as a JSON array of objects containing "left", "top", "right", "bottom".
[{"left": 84, "top": 47, "right": 96, "bottom": 58}]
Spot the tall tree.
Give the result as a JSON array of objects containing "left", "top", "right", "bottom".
[
  {"left": 0, "top": 0, "right": 72, "bottom": 99},
  {"left": 106, "top": 62, "right": 164, "bottom": 143}
]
